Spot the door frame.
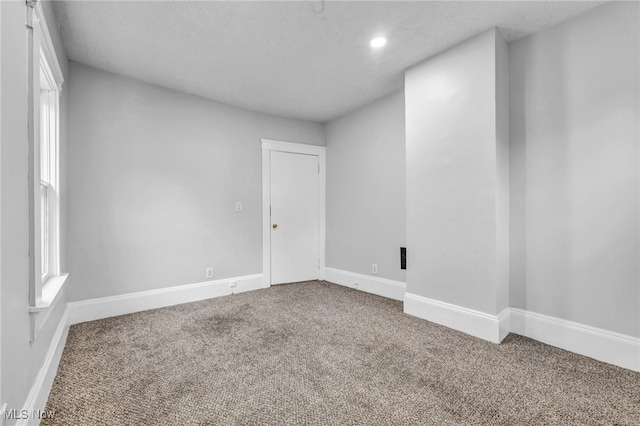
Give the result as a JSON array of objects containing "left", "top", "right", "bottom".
[{"left": 261, "top": 139, "right": 326, "bottom": 288}]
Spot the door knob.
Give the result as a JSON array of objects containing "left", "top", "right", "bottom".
[{"left": 272, "top": 224, "right": 278, "bottom": 229}]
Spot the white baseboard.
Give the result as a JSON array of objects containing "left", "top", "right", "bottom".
[
  {"left": 498, "top": 308, "right": 511, "bottom": 343},
  {"left": 324, "top": 267, "right": 406, "bottom": 301},
  {"left": 404, "top": 292, "right": 509, "bottom": 344},
  {"left": 68, "top": 274, "right": 263, "bottom": 325},
  {"left": 232, "top": 274, "right": 264, "bottom": 294},
  {"left": 510, "top": 308, "right": 640, "bottom": 372},
  {"left": 18, "top": 306, "right": 70, "bottom": 426}
]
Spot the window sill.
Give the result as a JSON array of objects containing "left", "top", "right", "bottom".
[{"left": 29, "top": 273, "right": 68, "bottom": 342}]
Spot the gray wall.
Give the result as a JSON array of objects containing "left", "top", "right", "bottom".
[
  {"left": 495, "top": 32, "right": 510, "bottom": 314},
  {"left": 405, "top": 29, "right": 508, "bottom": 315},
  {"left": 509, "top": 1, "right": 639, "bottom": 336},
  {"left": 325, "top": 91, "right": 406, "bottom": 282},
  {"left": 67, "top": 63, "right": 325, "bottom": 302},
  {"left": 1, "top": 0, "right": 70, "bottom": 412}
]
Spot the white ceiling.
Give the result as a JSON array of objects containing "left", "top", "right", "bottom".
[{"left": 52, "top": 1, "right": 605, "bottom": 122}]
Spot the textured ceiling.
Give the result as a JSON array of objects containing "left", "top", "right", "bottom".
[{"left": 52, "top": 1, "right": 605, "bottom": 122}]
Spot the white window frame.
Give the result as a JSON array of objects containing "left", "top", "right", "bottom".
[{"left": 27, "top": 1, "right": 67, "bottom": 341}]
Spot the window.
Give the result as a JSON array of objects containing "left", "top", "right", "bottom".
[
  {"left": 28, "top": 1, "right": 67, "bottom": 341},
  {"left": 40, "top": 56, "right": 58, "bottom": 283}
]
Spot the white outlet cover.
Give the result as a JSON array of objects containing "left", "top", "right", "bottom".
[
  {"left": 206, "top": 267, "right": 214, "bottom": 278},
  {"left": 235, "top": 202, "right": 242, "bottom": 212}
]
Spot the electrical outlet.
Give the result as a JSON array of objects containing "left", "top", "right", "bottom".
[
  {"left": 235, "top": 202, "right": 242, "bottom": 212},
  {"left": 372, "top": 264, "right": 378, "bottom": 274},
  {"left": 206, "top": 267, "right": 214, "bottom": 279}
]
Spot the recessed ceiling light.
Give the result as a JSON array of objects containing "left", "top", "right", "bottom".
[{"left": 370, "top": 36, "right": 387, "bottom": 48}]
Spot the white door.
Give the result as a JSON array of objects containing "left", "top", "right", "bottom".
[{"left": 270, "top": 150, "right": 319, "bottom": 284}]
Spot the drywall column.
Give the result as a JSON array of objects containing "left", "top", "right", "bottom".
[{"left": 404, "top": 28, "right": 509, "bottom": 343}]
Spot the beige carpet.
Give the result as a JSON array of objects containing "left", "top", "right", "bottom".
[{"left": 44, "top": 281, "right": 639, "bottom": 425}]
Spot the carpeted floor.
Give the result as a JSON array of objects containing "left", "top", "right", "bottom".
[{"left": 44, "top": 281, "right": 639, "bottom": 425}]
